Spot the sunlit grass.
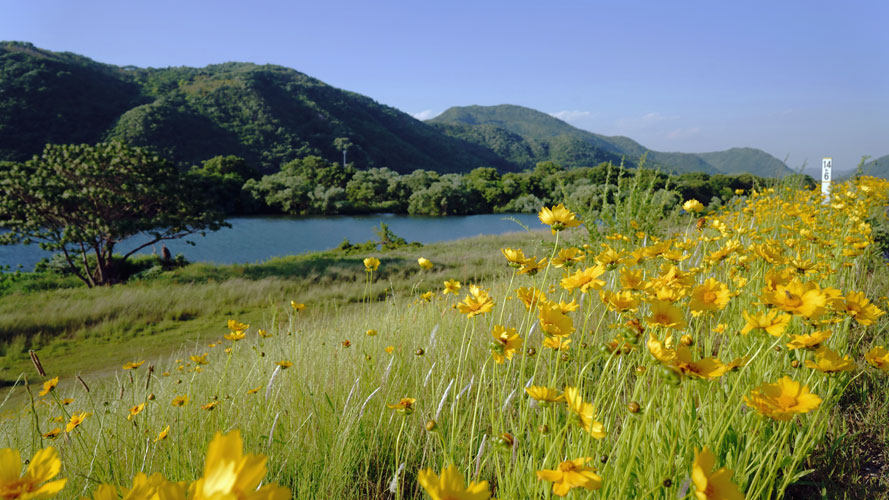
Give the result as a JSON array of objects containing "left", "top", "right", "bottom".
[{"left": 2, "top": 177, "right": 888, "bottom": 499}]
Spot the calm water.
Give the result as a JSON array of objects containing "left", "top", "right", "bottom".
[{"left": 0, "top": 213, "right": 542, "bottom": 270}]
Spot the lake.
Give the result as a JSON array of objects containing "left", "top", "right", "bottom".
[{"left": 0, "top": 213, "right": 544, "bottom": 270}]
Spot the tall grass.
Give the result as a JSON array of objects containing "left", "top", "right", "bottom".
[{"left": 1, "top": 177, "right": 888, "bottom": 499}]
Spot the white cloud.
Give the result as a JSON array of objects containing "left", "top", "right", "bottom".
[
  {"left": 411, "top": 109, "right": 440, "bottom": 120},
  {"left": 549, "top": 110, "right": 594, "bottom": 122}
]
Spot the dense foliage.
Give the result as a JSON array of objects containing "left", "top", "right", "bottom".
[
  {"left": 0, "top": 142, "right": 226, "bottom": 286},
  {"left": 243, "top": 155, "right": 811, "bottom": 216},
  {"left": 2, "top": 42, "right": 798, "bottom": 177}
]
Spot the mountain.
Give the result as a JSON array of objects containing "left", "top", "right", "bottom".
[
  {"left": 429, "top": 105, "right": 794, "bottom": 177},
  {"left": 861, "top": 155, "right": 889, "bottom": 179},
  {"left": 1, "top": 42, "right": 792, "bottom": 177},
  {"left": 0, "top": 41, "right": 510, "bottom": 174}
]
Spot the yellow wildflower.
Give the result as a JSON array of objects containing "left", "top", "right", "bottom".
[
  {"left": 363, "top": 257, "right": 380, "bottom": 272},
  {"left": 418, "top": 257, "right": 433, "bottom": 270},
  {"left": 560, "top": 265, "right": 606, "bottom": 293},
  {"left": 0, "top": 446, "right": 67, "bottom": 498},
  {"left": 536, "top": 457, "right": 602, "bottom": 497},
  {"left": 122, "top": 361, "right": 145, "bottom": 370},
  {"left": 564, "top": 387, "right": 606, "bottom": 438},
  {"left": 442, "top": 279, "right": 462, "bottom": 295},
  {"left": 744, "top": 376, "right": 822, "bottom": 421},
  {"left": 417, "top": 465, "right": 491, "bottom": 500},
  {"left": 691, "top": 447, "right": 745, "bottom": 500},
  {"left": 865, "top": 346, "right": 889, "bottom": 371},
  {"left": 39, "top": 377, "right": 59, "bottom": 397},
  {"left": 740, "top": 310, "right": 791, "bottom": 336},
  {"left": 490, "top": 325, "right": 523, "bottom": 364},
  {"left": 805, "top": 346, "right": 855, "bottom": 373},
  {"left": 189, "top": 430, "right": 290, "bottom": 499},
  {"left": 538, "top": 203, "right": 581, "bottom": 233}
]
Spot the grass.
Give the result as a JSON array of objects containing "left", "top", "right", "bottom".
[
  {"left": 0, "top": 230, "right": 550, "bottom": 384},
  {"left": 1, "top": 178, "right": 888, "bottom": 499}
]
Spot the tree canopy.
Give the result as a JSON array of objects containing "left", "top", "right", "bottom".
[{"left": 0, "top": 142, "right": 227, "bottom": 286}]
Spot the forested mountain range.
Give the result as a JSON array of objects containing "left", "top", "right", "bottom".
[
  {"left": 2, "top": 41, "right": 793, "bottom": 176},
  {"left": 428, "top": 105, "right": 794, "bottom": 176}
]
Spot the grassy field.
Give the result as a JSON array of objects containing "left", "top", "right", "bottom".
[{"left": 2, "top": 178, "right": 889, "bottom": 499}]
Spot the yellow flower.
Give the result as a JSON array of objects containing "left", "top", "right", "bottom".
[
  {"left": 838, "top": 291, "right": 885, "bottom": 325},
  {"left": 691, "top": 447, "right": 744, "bottom": 500},
  {"left": 202, "top": 401, "right": 219, "bottom": 411},
  {"left": 417, "top": 465, "right": 491, "bottom": 500},
  {"left": 865, "top": 346, "right": 889, "bottom": 371},
  {"left": 457, "top": 291, "right": 495, "bottom": 318},
  {"left": 518, "top": 257, "right": 547, "bottom": 276},
  {"left": 387, "top": 397, "right": 415, "bottom": 415},
  {"left": 171, "top": 395, "right": 189, "bottom": 407},
  {"left": 290, "top": 301, "right": 306, "bottom": 311},
  {"left": 247, "top": 387, "right": 261, "bottom": 395},
  {"left": 365, "top": 329, "right": 378, "bottom": 337},
  {"left": 594, "top": 246, "right": 623, "bottom": 268},
  {"left": 385, "top": 346, "right": 395, "bottom": 354},
  {"left": 538, "top": 302, "right": 575, "bottom": 337},
  {"left": 744, "top": 376, "right": 822, "bottom": 420},
  {"left": 0, "top": 446, "right": 67, "bottom": 498},
  {"left": 683, "top": 199, "right": 705, "bottom": 212},
  {"left": 560, "top": 265, "right": 606, "bottom": 293},
  {"left": 39, "top": 377, "right": 59, "bottom": 397},
  {"left": 257, "top": 329, "right": 272, "bottom": 338},
  {"left": 646, "top": 300, "right": 687, "bottom": 330},
  {"left": 127, "top": 403, "right": 145, "bottom": 421},
  {"left": 224, "top": 331, "right": 246, "bottom": 342},
  {"left": 805, "top": 346, "right": 856, "bottom": 373},
  {"left": 689, "top": 279, "right": 731, "bottom": 313},
  {"left": 42, "top": 428, "right": 61, "bottom": 440},
  {"left": 516, "top": 286, "right": 546, "bottom": 310},
  {"left": 86, "top": 472, "right": 185, "bottom": 500},
  {"left": 501, "top": 247, "right": 527, "bottom": 267},
  {"left": 542, "top": 336, "right": 572, "bottom": 350},
  {"left": 539, "top": 203, "right": 581, "bottom": 234},
  {"left": 740, "top": 310, "right": 791, "bottom": 336},
  {"left": 564, "top": 387, "right": 606, "bottom": 438},
  {"left": 276, "top": 361, "right": 293, "bottom": 369},
  {"left": 65, "top": 412, "right": 90, "bottom": 432},
  {"left": 552, "top": 247, "right": 586, "bottom": 268},
  {"left": 524, "top": 385, "right": 565, "bottom": 405},
  {"left": 786, "top": 330, "right": 832, "bottom": 350},
  {"left": 762, "top": 280, "right": 827, "bottom": 318},
  {"left": 442, "top": 279, "right": 462, "bottom": 295},
  {"left": 619, "top": 267, "right": 645, "bottom": 290},
  {"left": 490, "top": 325, "right": 523, "bottom": 364},
  {"left": 227, "top": 319, "right": 249, "bottom": 332},
  {"left": 154, "top": 425, "right": 170, "bottom": 443},
  {"left": 674, "top": 345, "right": 728, "bottom": 380},
  {"left": 536, "top": 457, "right": 602, "bottom": 497},
  {"left": 363, "top": 257, "right": 380, "bottom": 272},
  {"left": 189, "top": 430, "right": 290, "bottom": 499},
  {"left": 417, "top": 257, "right": 434, "bottom": 270},
  {"left": 420, "top": 291, "right": 434, "bottom": 302},
  {"left": 190, "top": 354, "right": 208, "bottom": 365},
  {"left": 599, "top": 290, "right": 640, "bottom": 313},
  {"left": 122, "top": 360, "right": 145, "bottom": 370}
]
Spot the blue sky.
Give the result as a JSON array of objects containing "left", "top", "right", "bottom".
[{"left": 3, "top": 0, "right": 887, "bottom": 174}]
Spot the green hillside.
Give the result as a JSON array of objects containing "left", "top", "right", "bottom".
[
  {"left": 861, "top": 154, "right": 889, "bottom": 179},
  {"left": 1, "top": 42, "right": 793, "bottom": 177},
  {"left": 0, "top": 42, "right": 510, "bottom": 173},
  {"left": 430, "top": 104, "right": 794, "bottom": 176}
]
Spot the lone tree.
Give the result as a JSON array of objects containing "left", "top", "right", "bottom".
[{"left": 0, "top": 142, "right": 227, "bottom": 286}]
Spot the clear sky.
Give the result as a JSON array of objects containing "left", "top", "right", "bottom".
[{"left": 3, "top": 0, "right": 887, "bottom": 174}]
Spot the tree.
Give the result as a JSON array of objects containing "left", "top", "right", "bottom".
[{"left": 0, "top": 142, "right": 227, "bottom": 287}]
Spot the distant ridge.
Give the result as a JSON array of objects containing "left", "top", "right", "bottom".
[
  {"left": 861, "top": 154, "right": 889, "bottom": 179},
  {"left": 1, "top": 42, "right": 792, "bottom": 177},
  {"left": 429, "top": 104, "right": 794, "bottom": 176}
]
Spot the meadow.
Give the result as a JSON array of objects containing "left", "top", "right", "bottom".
[{"left": 2, "top": 175, "right": 889, "bottom": 499}]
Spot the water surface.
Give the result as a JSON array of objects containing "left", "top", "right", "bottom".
[{"left": 1, "top": 213, "right": 542, "bottom": 270}]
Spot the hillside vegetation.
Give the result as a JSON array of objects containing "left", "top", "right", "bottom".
[
  {"left": 3, "top": 41, "right": 794, "bottom": 177},
  {"left": 430, "top": 104, "right": 795, "bottom": 176}
]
